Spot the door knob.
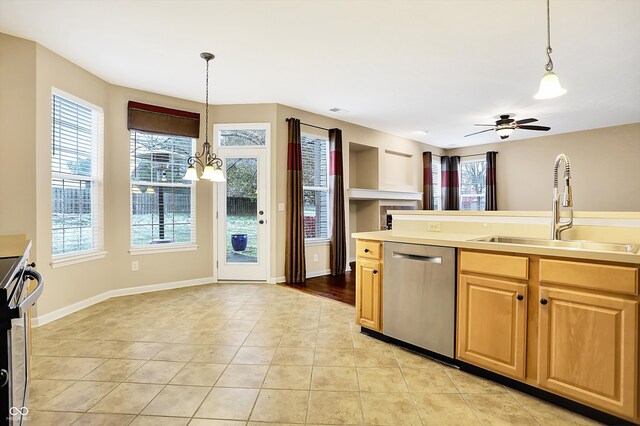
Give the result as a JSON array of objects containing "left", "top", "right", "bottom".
[
  {"left": 540, "top": 298, "right": 548, "bottom": 305},
  {"left": 259, "top": 219, "right": 265, "bottom": 225},
  {"left": 516, "top": 294, "right": 524, "bottom": 301}
]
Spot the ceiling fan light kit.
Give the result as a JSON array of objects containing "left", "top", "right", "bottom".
[
  {"left": 464, "top": 115, "right": 551, "bottom": 140},
  {"left": 534, "top": 0, "right": 567, "bottom": 100}
]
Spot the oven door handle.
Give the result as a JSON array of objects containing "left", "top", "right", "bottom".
[{"left": 17, "top": 268, "right": 44, "bottom": 317}]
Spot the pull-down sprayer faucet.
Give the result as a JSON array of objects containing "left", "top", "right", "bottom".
[{"left": 551, "top": 154, "right": 573, "bottom": 240}]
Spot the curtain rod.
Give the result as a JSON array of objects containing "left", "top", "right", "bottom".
[
  {"left": 285, "top": 117, "right": 330, "bottom": 132},
  {"left": 434, "top": 152, "right": 498, "bottom": 158}
]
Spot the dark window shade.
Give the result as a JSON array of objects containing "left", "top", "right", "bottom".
[{"left": 127, "top": 101, "right": 200, "bottom": 138}]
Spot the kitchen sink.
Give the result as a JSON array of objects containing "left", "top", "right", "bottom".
[{"left": 471, "top": 236, "right": 640, "bottom": 254}]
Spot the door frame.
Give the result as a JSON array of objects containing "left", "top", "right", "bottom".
[{"left": 213, "top": 123, "right": 271, "bottom": 282}]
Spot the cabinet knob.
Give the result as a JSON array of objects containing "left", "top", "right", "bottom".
[
  {"left": 540, "top": 298, "right": 548, "bottom": 305},
  {"left": 373, "top": 270, "right": 378, "bottom": 274},
  {"left": 364, "top": 248, "right": 370, "bottom": 253},
  {"left": 516, "top": 294, "right": 524, "bottom": 301}
]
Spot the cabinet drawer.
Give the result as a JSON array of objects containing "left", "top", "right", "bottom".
[
  {"left": 540, "top": 259, "right": 638, "bottom": 295},
  {"left": 460, "top": 251, "right": 529, "bottom": 280},
  {"left": 356, "top": 240, "right": 382, "bottom": 260}
]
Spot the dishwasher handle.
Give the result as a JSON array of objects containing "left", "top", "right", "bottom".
[{"left": 391, "top": 252, "right": 442, "bottom": 264}]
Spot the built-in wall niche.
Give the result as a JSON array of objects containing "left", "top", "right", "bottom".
[
  {"left": 349, "top": 142, "right": 379, "bottom": 190},
  {"left": 383, "top": 150, "right": 414, "bottom": 190},
  {"left": 379, "top": 203, "right": 417, "bottom": 230}
]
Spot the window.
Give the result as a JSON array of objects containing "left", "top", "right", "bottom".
[
  {"left": 130, "top": 130, "right": 195, "bottom": 248},
  {"left": 432, "top": 158, "right": 442, "bottom": 210},
  {"left": 51, "top": 92, "right": 103, "bottom": 257},
  {"left": 301, "top": 134, "right": 329, "bottom": 240},
  {"left": 460, "top": 158, "right": 487, "bottom": 211}
]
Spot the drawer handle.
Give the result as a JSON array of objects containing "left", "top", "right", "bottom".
[
  {"left": 364, "top": 248, "right": 370, "bottom": 253},
  {"left": 540, "top": 298, "right": 548, "bottom": 305},
  {"left": 373, "top": 270, "right": 378, "bottom": 274},
  {"left": 516, "top": 294, "right": 524, "bottom": 301}
]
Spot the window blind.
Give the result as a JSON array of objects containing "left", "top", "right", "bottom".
[
  {"left": 51, "top": 92, "right": 103, "bottom": 257},
  {"left": 301, "top": 134, "right": 329, "bottom": 239},
  {"left": 432, "top": 160, "right": 442, "bottom": 210},
  {"left": 129, "top": 130, "right": 196, "bottom": 247}
]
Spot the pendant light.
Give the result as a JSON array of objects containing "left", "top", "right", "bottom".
[
  {"left": 183, "top": 52, "right": 225, "bottom": 182},
  {"left": 534, "top": 0, "right": 567, "bottom": 100}
]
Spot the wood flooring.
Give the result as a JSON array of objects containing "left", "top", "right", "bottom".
[{"left": 280, "top": 262, "right": 356, "bottom": 306}]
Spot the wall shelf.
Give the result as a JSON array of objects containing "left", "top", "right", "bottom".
[{"left": 347, "top": 188, "right": 422, "bottom": 201}]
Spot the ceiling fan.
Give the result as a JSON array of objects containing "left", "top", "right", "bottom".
[{"left": 464, "top": 114, "right": 551, "bottom": 140}]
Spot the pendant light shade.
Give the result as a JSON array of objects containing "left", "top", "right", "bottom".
[
  {"left": 533, "top": 0, "right": 566, "bottom": 100},
  {"left": 183, "top": 166, "right": 199, "bottom": 181},
  {"left": 183, "top": 52, "right": 225, "bottom": 182},
  {"left": 200, "top": 165, "right": 216, "bottom": 181},
  {"left": 211, "top": 165, "right": 226, "bottom": 182},
  {"left": 534, "top": 71, "right": 567, "bottom": 100}
]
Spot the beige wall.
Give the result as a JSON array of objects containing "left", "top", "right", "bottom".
[
  {"left": 447, "top": 124, "right": 640, "bottom": 212},
  {"left": 0, "top": 34, "right": 37, "bottom": 241}
]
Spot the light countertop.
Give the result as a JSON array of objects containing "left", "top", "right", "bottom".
[
  {"left": 0, "top": 235, "right": 30, "bottom": 258},
  {"left": 352, "top": 230, "right": 640, "bottom": 264}
]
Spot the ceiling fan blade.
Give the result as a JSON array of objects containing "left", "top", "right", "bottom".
[
  {"left": 515, "top": 118, "right": 538, "bottom": 125},
  {"left": 518, "top": 125, "right": 550, "bottom": 131},
  {"left": 473, "top": 124, "right": 495, "bottom": 127},
  {"left": 464, "top": 128, "right": 494, "bottom": 137}
]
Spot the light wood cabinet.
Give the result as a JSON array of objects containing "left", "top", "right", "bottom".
[
  {"left": 457, "top": 249, "right": 640, "bottom": 423},
  {"left": 355, "top": 239, "right": 382, "bottom": 332},
  {"left": 457, "top": 274, "right": 528, "bottom": 379},
  {"left": 538, "top": 286, "right": 638, "bottom": 419}
]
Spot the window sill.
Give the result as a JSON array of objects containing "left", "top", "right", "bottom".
[
  {"left": 305, "top": 239, "right": 330, "bottom": 247},
  {"left": 51, "top": 250, "right": 107, "bottom": 268},
  {"left": 129, "top": 244, "right": 198, "bottom": 256}
]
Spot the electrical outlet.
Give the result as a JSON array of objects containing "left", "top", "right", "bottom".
[
  {"left": 278, "top": 203, "right": 285, "bottom": 211},
  {"left": 131, "top": 261, "right": 139, "bottom": 271},
  {"left": 313, "top": 254, "right": 319, "bottom": 262},
  {"left": 427, "top": 222, "right": 441, "bottom": 232}
]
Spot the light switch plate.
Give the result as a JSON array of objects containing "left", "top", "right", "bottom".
[{"left": 427, "top": 222, "right": 441, "bottom": 232}]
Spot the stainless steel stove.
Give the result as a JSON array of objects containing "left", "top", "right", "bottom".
[{"left": 0, "top": 243, "right": 43, "bottom": 426}]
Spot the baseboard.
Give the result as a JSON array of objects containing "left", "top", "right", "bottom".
[
  {"left": 33, "top": 276, "right": 215, "bottom": 327},
  {"left": 306, "top": 269, "right": 331, "bottom": 279},
  {"left": 267, "top": 276, "right": 286, "bottom": 284}
]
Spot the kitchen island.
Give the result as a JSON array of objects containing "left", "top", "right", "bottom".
[{"left": 352, "top": 211, "right": 640, "bottom": 424}]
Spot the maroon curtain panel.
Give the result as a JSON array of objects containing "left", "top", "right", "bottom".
[
  {"left": 422, "top": 151, "right": 434, "bottom": 210},
  {"left": 441, "top": 155, "right": 460, "bottom": 210},
  {"left": 328, "top": 129, "right": 347, "bottom": 276},
  {"left": 486, "top": 151, "right": 498, "bottom": 211},
  {"left": 285, "top": 118, "right": 306, "bottom": 283}
]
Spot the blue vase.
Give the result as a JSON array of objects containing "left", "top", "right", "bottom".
[{"left": 231, "top": 234, "right": 248, "bottom": 252}]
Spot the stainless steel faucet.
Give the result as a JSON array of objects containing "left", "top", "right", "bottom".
[{"left": 551, "top": 154, "right": 573, "bottom": 240}]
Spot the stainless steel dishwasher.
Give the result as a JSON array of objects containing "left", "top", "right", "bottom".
[{"left": 383, "top": 242, "right": 456, "bottom": 358}]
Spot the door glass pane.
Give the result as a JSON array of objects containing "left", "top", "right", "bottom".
[{"left": 226, "top": 157, "right": 258, "bottom": 263}]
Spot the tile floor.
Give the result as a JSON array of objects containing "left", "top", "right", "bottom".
[{"left": 28, "top": 283, "right": 599, "bottom": 425}]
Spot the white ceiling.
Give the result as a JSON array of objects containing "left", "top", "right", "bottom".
[{"left": 1, "top": 0, "right": 639, "bottom": 148}]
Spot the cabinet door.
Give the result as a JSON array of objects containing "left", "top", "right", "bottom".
[
  {"left": 538, "top": 287, "right": 638, "bottom": 419},
  {"left": 457, "top": 274, "right": 528, "bottom": 379},
  {"left": 355, "top": 259, "right": 382, "bottom": 331}
]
